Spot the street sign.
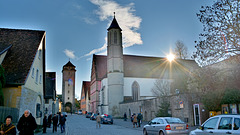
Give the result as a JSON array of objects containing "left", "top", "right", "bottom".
[{"left": 179, "top": 101, "right": 184, "bottom": 108}]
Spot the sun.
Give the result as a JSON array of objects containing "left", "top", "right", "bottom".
[{"left": 167, "top": 54, "right": 175, "bottom": 62}]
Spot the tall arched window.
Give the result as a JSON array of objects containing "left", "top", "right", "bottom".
[
  {"left": 132, "top": 81, "right": 140, "bottom": 101},
  {"left": 114, "top": 31, "right": 117, "bottom": 44}
]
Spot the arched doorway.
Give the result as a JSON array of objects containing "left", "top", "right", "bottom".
[{"left": 65, "top": 102, "right": 72, "bottom": 112}]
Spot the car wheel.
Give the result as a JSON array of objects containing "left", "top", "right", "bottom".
[
  {"left": 159, "top": 131, "right": 164, "bottom": 135},
  {"left": 143, "top": 129, "right": 148, "bottom": 135}
]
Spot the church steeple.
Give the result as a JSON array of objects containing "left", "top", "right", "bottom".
[{"left": 107, "top": 12, "right": 122, "bottom": 31}]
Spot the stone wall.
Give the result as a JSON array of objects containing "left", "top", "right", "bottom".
[{"left": 119, "top": 98, "right": 160, "bottom": 121}]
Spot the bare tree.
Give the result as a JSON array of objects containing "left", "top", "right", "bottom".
[
  {"left": 174, "top": 40, "right": 188, "bottom": 59},
  {"left": 151, "top": 79, "right": 171, "bottom": 97},
  {"left": 193, "top": 0, "right": 240, "bottom": 66}
]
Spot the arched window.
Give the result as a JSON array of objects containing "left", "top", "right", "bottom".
[
  {"left": 132, "top": 81, "right": 140, "bottom": 101},
  {"left": 114, "top": 31, "right": 117, "bottom": 44}
]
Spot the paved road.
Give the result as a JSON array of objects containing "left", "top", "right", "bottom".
[{"left": 36, "top": 114, "right": 198, "bottom": 135}]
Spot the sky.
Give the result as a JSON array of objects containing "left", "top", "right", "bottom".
[{"left": 0, "top": 0, "right": 214, "bottom": 99}]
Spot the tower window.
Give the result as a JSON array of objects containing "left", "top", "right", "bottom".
[
  {"left": 68, "top": 91, "right": 69, "bottom": 93},
  {"left": 68, "top": 97, "right": 70, "bottom": 100},
  {"left": 114, "top": 31, "right": 117, "bottom": 43}
]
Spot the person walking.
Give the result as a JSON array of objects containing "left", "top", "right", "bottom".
[
  {"left": 124, "top": 112, "right": 127, "bottom": 121},
  {"left": 96, "top": 113, "right": 101, "bottom": 128},
  {"left": 132, "top": 113, "right": 137, "bottom": 128},
  {"left": 0, "top": 115, "right": 16, "bottom": 135},
  {"left": 137, "top": 113, "right": 143, "bottom": 127},
  {"left": 47, "top": 114, "right": 52, "bottom": 128},
  {"left": 17, "top": 110, "right": 37, "bottom": 135},
  {"left": 52, "top": 114, "right": 58, "bottom": 133},
  {"left": 42, "top": 115, "right": 48, "bottom": 133},
  {"left": 59, "top": 114, "right": 66, "bottom": 133}
]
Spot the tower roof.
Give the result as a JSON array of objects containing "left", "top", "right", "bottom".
[
  {"left": 107, "top": 13, "right": 122, "bottom": 31},
  {"left": 63, "top": 61, "right": 75, "bottom": 68}
]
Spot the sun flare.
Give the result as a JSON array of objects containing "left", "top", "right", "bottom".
[{"left": 167, "top": 54, "right": 175, "bottom": 62}]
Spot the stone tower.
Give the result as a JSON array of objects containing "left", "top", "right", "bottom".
[
  {"left": 107, "top": 13, "right": 124, "bottom": 116},
  {"left": 62, "top": 61, "right": 76, "bottom": 112}
]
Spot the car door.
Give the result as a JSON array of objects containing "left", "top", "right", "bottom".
[
  {"left": 152, "top": 119, "right": 165, "bottom": 135},
  {"left": 232, "top": 117, "right": 240, "bottom": 135},
  {"left": 214, "top": 117, "right": 233, "bottom": 135},
  {"left": 148, "top": 118, "right": 159, "bottom": 134},
  {"left": 194, "top": 117, "right": 219, "bottom": 135}
]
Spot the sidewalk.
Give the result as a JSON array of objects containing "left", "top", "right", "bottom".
[{"left": 113, "top": 118, "right": 148, "bottom": 131}]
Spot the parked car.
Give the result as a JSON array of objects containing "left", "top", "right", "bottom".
[
  {"left": 62, "top": 112, "right": 67, "bottom": 117},
  {"left": 86, "top": 112, "right": 92, "bottom": 118},
  {"left": 90, "top": 113, "right": 98, "bottom": 120},
  {"left": 101, "top": 114, "right": 113, "bottom": 124},
  {"left": 143, "top": 117, "right": 188, "bottom": 135},
  {"left": 78, "top": 110, "right": 82, "bottom": 115},
  {"left": 190, "top": 114, "right": 240, "bottom": 135}
]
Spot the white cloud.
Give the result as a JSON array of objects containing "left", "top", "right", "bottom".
[
  {"left": 64, "top": 49, "right": 76, "bottom": 59},
  {"left": 83, "top": 0, "right": 142, "bottom": 57}
]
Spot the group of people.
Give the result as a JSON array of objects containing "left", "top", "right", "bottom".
[
  {"left": 131, "top": 113, "right": 143, "bottom": 128},
  {"left": 0, "top": 110, "right": 67, "bottom": 135},
  {"left": 43, "top": 112, "right": 66, "bottom": 133},
  {"left": 0, "top": 110, "right": 37, "bottom": 135}
]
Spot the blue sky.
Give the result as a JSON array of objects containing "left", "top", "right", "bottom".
[{"left": 0, "top": 0, "right": 214, "bottom": 99}]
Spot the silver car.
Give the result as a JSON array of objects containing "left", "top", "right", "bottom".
[
  {"left": 190, "top": 114, "right": 240, "bottom": 135},
  {"left": 143, "top": 117, "right": 189, "bottom": 135}
]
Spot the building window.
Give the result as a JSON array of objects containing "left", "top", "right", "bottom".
[
  {"left": 36, "top": 103, "right": 42, "bottom": 118},
  {"left": 35, "top": 69, "right": 39, "bottom": 83},
  {"left": 39, "top": 75, "right": 42, "bottom": 84},
  {"left": 45, "top": 99, "right": 49, "bottom": 104},
  {"left": 68, "top": 97, "right": 69, "bottom": 100},
  {"left": 68, "top": 91, "right": 69, "bottom": 93},
  {"left": 32, "top": 68, "right": 35, "bottom": 78},
  {"left": 38, "top": 49, "right": 41, "bottom": 59},
  {"left": 132, "top": 81, "right": 140, "bottom": 101}
]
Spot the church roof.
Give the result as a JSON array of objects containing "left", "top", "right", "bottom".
[
  {"left": 92, "top": 54, "right": 199, "bottom": 80},
  {"left": 107, "top": 15, "right": 122, "bottom": 31},
  {"left": 63, "top": 61, "right": 76, "bottom": 68},
  {"left": 0, "top": 28, "right": 45, "bottom": 84}
]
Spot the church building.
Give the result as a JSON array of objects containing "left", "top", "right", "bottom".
[{"left": 87, "top": 15, "right": 198, "bottom": 120}]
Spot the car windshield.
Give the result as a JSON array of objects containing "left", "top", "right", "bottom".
[{"left": 165, "top": 118, "right": 184, "bottom": 124}]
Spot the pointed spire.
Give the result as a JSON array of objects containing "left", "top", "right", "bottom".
[{"left": 107, "top": 12, "right": 122, "bottom": 31}]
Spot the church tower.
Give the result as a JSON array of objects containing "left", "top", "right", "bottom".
[
  {"left": 62, "top": 61, "right": 76, "bottom": 112},
  {"left": 107, "top": 13, "right": 124, "bottom": 116}
]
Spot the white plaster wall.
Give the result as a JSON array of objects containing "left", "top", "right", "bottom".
[
  {"left": 25, "top": 40, "right": 43, "bottom": 94},
  {"left": 0, "top": 51, "right": 8, "bottom": 64},
  {"left": 124, "top": 77, "right": 158, "bottom": 97}
]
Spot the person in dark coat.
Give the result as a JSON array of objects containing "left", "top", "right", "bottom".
[
  {"left": 0, "top": 115, "right": 16, "bottom": 135},
  {"left": 59, "top": 114, "right": 66, "bottom": 133},
  {"left": 42, "top": 115, "right": 48, "bottom": 133},
  {"left": 17, "top": 110, "right": 37, "bottom": 135},
  {"left": 137, "top": 113, "right": 143, "bottom": 127},
  {"left": 47, "top": 114, "right": 52, "bottom": 128},
  {"left": 52, "top": 114, "right": 58, "bottom": 133},
  {"left": 124, "top": 112, "right": 127, "bottom": 121}
]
